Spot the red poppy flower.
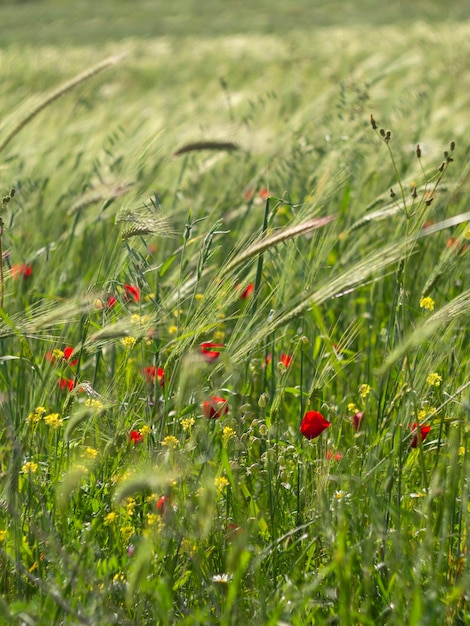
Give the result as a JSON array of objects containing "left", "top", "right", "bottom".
[
  {"left": 327, "top": 450, "right": 343, "bottom": 461},
  {"left": 446, "top": 237, "right": 468, "bottom": 253},
  {"left": 226, "top": 522, "right": 243, "bottom": 540},
  {"left": 11, "top": 263, "right": 32, "bottom": 279},
  {"left": 45, "top": 351, "right": 55, "bottom": 363},
  {"left": 124, "top": 284, "right": 140, "bottom": 303},
  {"left": 200, "top": 342, "right": 223, "bottom": 363},
  {"left": 143, "top": 366, "right": 165, "bottom": 387},
  {"left": 352, "top": 411, "right": 364, "bottom": 431},
  {"left": 128, "top": 430, "right": 144, "bottom": 446},
  {"left": 239, "top": 283, "right": 254, "bottom": 299},
  {"left": 107, "top": 295, "right": 117, "bottom": 309},
  {"left": 202, "top": 396, "right": 229, "bottom": 419},
  {"left": 63, "top": 346, "right": 78, "bottom": 366},
  {"left": 58, "top": 378, "right": 75, "bottom": 392},
  {"left": 266, "top": 353, "right": 292, "bottom": 368},
  {"left": 410, "top": 423, "right": 431, "bottom": 448},
  {"left": 300, "top": 411, "right": 331, "bottom": 440},
  {"left": 156, "top": 495, "right": 168, "bottom": 514},
  {"left": 259, "top": 188, "right": 270, "bottom": 200}
]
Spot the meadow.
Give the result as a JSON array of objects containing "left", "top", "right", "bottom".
[{"left": 0, "top": 1, "right": 470, "bottom": 624}]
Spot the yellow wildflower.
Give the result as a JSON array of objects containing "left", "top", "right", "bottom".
[
  {"left": 104, "top": 512, "right": 117, "bottom": 525},
  {"left": 120, "top": 526, "right": 134, "bottom": 541},
  {"left": 26, "top": 407, "right": 47, "bottom": 425},
  {"left": 121, "top": 336, "right": 136, "bottom": 350},
  {"left": 426, "top": 372, "right": 442, "bottom": 387},
  {"left": 22, "top": 461, "right": 39, "bottom": 474},
  {"left": 181, "top": 417, "right": 195, "bottom": 432},
  {"left": 139, "top": 425, "right": 152, "bottom": 436},
  {"left": 113, "top": 572, "right": 126, "bottom": 583},
  {"left": 168, "top": 325, "right": 178, "bottom": 334},
  {"left": 194, "top": 293, "right": 204, "bottom": 301},
  {"left": 222, "top": 426, "right": 236, "bottom": 444},
  {"left": 146, "top": 513, "right": 158, "bottom": 526},
  {"left": 124, "top": 497, "right": 137, "bottom": 516},
  {"left": 83, "top": 447, "right": 99, "bottom": 460},
  {"left": 359, "top": 384, "right": 371, "bottom": 400},
  {"left": 417, "top": 408, "right": 428, "bottom": 421},
  {"left": 161, "top": 436, "right": 179, "bottom": 449},
  {"left": 348, "top": 402, "right": 359, "bottom": 414},
  {"left": 84, "top": 398, "right": 104, "bottom": 410},
  {"left": 0, "top": 530, "right": 7, "bottom": 542},
  {"left": 419, "top": 296, "right": 435, "bottom": 311},
  {"left": 463, "top": 227, "right": 470, "bottom": 240},
  {"left": 215, "top": 476, "right": 229, "bottom": 492},
  {"left": 43, "top": 413, "right": 63, "bottom": 429},
  {"left": 52, "top": 348, "right": 64, "bottom": 360}
]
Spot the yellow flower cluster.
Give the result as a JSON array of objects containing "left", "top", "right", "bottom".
[
  {"left": 146, "top": 513, "right": 158, "bottom": 527},
  {"left": 348, "top": 402, "right": 359, "bottom": 414},
  {"left": 26, "top": 406, "right": 47, "bottom": 425},
  {"left": 0, "top": 530, "right": 7, "bottom": 542},
  {"left": 120, "top": 526, "right": 134, "bottom": 541},
  {"left": 140, "top": 425, "right": 152, "bottom": 436},
  {"left": 359, "top": 384, "right": 371, "bottom": 400},
  {"left": 419, "top": 296, "right": 435, "bottom": 311},
  {"left": 121, "top": 336, "right": 137, "bottom": 350},
  {"left": 104, "top": 512, "right": 117, "bottom": 525},
  {"left": 181, "top": 417, "right": 195, "bottom": 432},
  {"left": 161, "top": 435, "right": 179, "bottom": 449},
  {"left": 130, "top": 314, "right": 150, "bottom": 325},
  {"left": 84, "top": 398, "right": 104, "bottom": 410},
  {"left": 426, "top": 372, "right": 442, "bottom": 387},
  {"left": 124, "top": 497, "right": 137, "bottom": 516},
  {"left": 22, "top": 461, "right": 39, "bottom": 474},
  {"left": 83, "top": 447, "right": 99, "bottom": 460},
  {"left": 215, "top": 476, "right": 229, "bottom": 492},
  {"left": 44, "top": 413, "right": 63, "bottom": 429},
  {"left": 222, "top": 426, "right": 236, "bottom": 444}
]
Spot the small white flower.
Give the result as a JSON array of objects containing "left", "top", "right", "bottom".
[{"left": 211, "top": 573, "right": 232, "bottom": 584}]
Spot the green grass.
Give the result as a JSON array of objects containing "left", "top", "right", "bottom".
[{"left": 0, "top": 1, "right": 470, "bottom": 624}]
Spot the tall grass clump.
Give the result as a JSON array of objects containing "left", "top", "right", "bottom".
[{"left": 0, "top": 11, "right": 470, "bottom": 625}]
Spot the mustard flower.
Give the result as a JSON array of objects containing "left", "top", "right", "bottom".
[
  {"left": 161, "top": 435, "right": 179, "bottom": 449},
  {"left": 420, "top": 296, "right": 435, "bottom": 311},
  {"left": 426, "top": 372, "right": 442, "bottom": 387},
  {"left": 22, "top": 461, "right": 39, "bottom": 474}
]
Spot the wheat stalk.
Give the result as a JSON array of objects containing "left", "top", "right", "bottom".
[{"left": 0, "top": 54, "right": 124, "bottom": 154}]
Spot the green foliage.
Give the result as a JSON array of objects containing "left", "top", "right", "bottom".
[{"left": 0, "top": 2, "right": 470, "bottom": 624}]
